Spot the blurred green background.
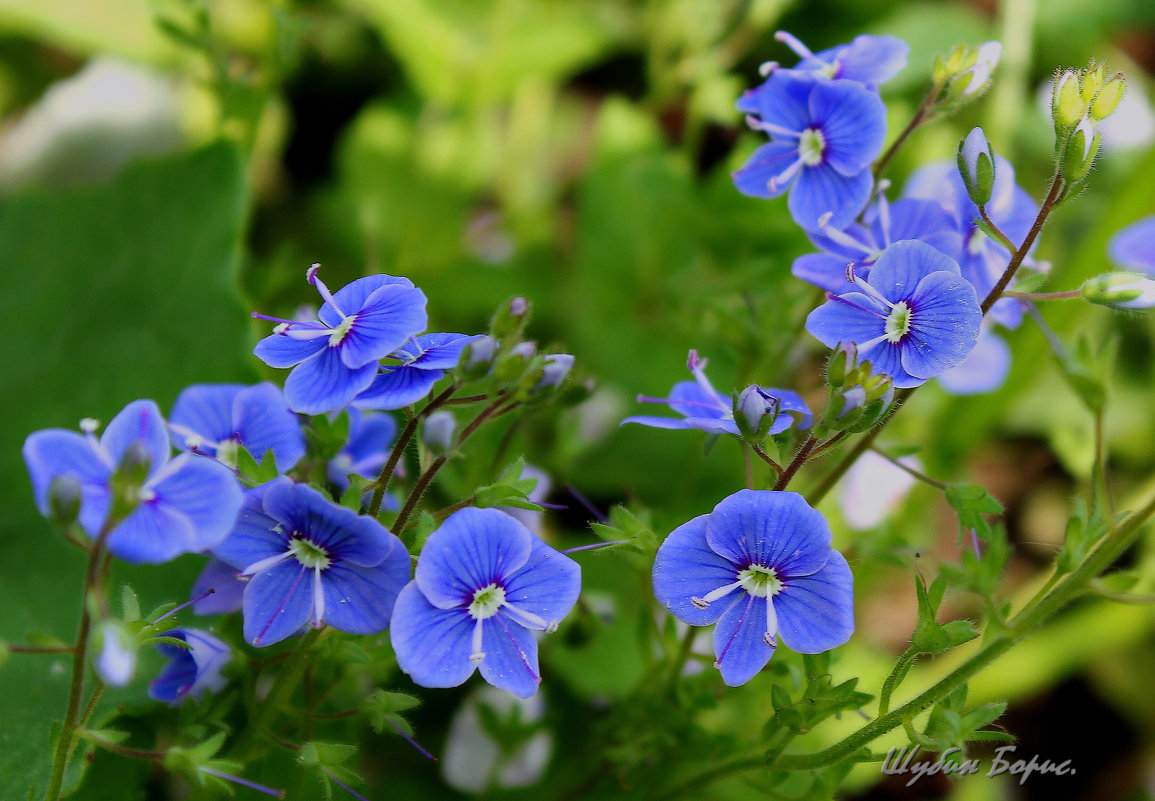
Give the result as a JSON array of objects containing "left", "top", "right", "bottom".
[{"left": 2, "top": 0, "right": 1155, "bottom": 799}]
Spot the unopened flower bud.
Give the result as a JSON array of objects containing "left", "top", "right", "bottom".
[
  {"left": 826, "top": 342, "right": 858, "bottom": 389},
  {"left": 459, "top": 335, "right": 497, "bottom": 376},
  {"left": 1081, "top": 272, "right": 1155, "bottom": 310},
  {"left": 734, "top": 385, "right": 779, "bottom": 441},
  {"left": 837, "top": 387, "right": 866, "bottom": 418},
  {"left": 491, "top": 296, "right": 531, "bottom": 339},
  {"left": 951, "top": 41, "right": 1001, "bottom": 98},
  {"left": 535, "top": 353, "right": 574, "bottom": 391},
  {"left": 1061, "top": 117, "right": 1100, "bottom": 182},
  {"left": 1052, "top": 70, "right": 1087, "bottom": 130},
  {"left": 94, "top": 620, "right": 137, "bottom": 687},
  {"left": 422, "top": 411, "right": 457, "bottom": 454},
  {"left": 1080, "top": 63, "right": 1105, "bottom": 104},
  {"left": 1090, "top": 74, "right": 1126, "bottom": 121},
  {"left": 48, "top": 475, "right": 82, "bottom": 526},
  {"left": 957, "top": 127, "right": 996, "bottom": 207}
]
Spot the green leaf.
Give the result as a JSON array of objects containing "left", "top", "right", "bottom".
[
  {"left": 119, "top": 585, "right": 140, "bottom": 623},
  {"left": 0, "top": 141, "right": 250, "bottom": 799},
  {"left": 911, "top": 574, "right": 978, "bottom": 656}
]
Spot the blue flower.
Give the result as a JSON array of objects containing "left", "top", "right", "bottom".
[
  {"left": 326, "top": 408, "right": 399, "bottom": 495},
  {"left": 169, "top": 383, "right": 305, "bottom": 473},
  {"left": 768, "top": 31, "right": 908, "bottom": 89},
  {"left": 734, "top": 71, "right": 886, "bottom": 230},
  {"left": 191, "top": 557, "right": 245, "bottom": 615},
  {"left": 652, "top": 490, "right": 853, "bottom": 686},
  {"left": 253, "top": 266, "right": 428, "bottom": 415},
  {"left": 211, "top": 478, "right": 410, "bottom": 646},
  {"left": 23, "top": 400, "right": 243, "bottom": 563},
  {"left": 622, "top": 350, "right": 811, "bottom": 436},
  {"left": 806, "top": 240, "right": 982, "bottom": 388},
  {"left": 1109, "top": 215, "right": 1155, "bottom": 273},
  {"left": 149, "top": 628, "right": 231, "bottom": 703},
  {"left": 390, "top": 508, "right": 580, "bottom": 698},
  {"left": 354, "top": 333, "right": 479, "bottom": 410},
  {"left": 792, "top": 197, "right": 961, "bottom": 293},
  {"left": 905, "top": 159, "right": 1039, "bottom": 328}
]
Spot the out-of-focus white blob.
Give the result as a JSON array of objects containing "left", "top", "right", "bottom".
[
  {"left": 441, "top": 686, "right": 553, "bottom": 794},
  {"left": 838, "top": 450, "right": 920, "bottom": 530},
  {"left": 0, "top": 57, "right": 182, "bottom": 189}
]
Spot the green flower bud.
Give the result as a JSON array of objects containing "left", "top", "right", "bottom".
[
  {"left": 490, "top": 297, "right": 531, "bottom": 340},
  {"left": 1081, "top": 272, "right": 1155, "bottom": 310},
  {"left": 421, "top": 410, "right": 457, "bottom": 455},
  {"left": 826, "top": 343, "right": 858, "bottom": 389},
  {"left": 1061, "top": 118, "right": 1100, "bottom": 182},
  {"left": 957, "top": 127, "right": 996, "bottom": 207},
  {"left": 734, "top": 385, "right": 779, "bottom": 442},
  {"left": 1089, "top": 74, "right": 1126, "bottom": 121},
  {"left": 1052, "top": 70, "right": 1086, "bottom": 130}
]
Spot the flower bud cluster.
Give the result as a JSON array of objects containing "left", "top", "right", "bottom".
[
  {"left": 933, "top": 41, "right": 1001, "bottom": 102},
  {"left": 1051, "top": 63, "right": 1126, "bottom": 183},
  {"left": 822, "top": 343, "right": 895, "bottom": 433}
]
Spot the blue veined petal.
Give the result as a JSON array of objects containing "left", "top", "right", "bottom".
[
  {"left": 501, "top": 536, "right": 580, "bottom": 625},
  {"left": 149, "top": 643, "right": 197, "bottom": 703},
  {"left": 881, "top": 199, "right": 957, "bottom": 248},
  {"left": 107, "top": 498, "right": 197, "bottom": 564},
  {"left": 901, "top": 271, "right": 981, "bottom": 379},
  {"left": 668, "top": 381, "right": 728, "bottom": 420},
  {"left": 320, "top": 552, "right": 410, "bottom": 634},
  {"left": 149, "top": 628, "right": 230, "bottom": 703},
  {"left": 774, "top": 551, "right": 854, "bottom": 653},
  {"left": 100, "top": 400, "right": 171, "bottom": 480},
  {"left": 712, "top": 593, "right": 775, "bottom": 687},
  {"left": 406, "top": 332, "right": 480, "bottom": 370},
  {"left": 763, "top": 388, "right": 813, "bottom": 433},
  {"left": 920, "top": 231, "right": 964, "bottom": 264},
  {"left": 23, "top": 429, "right": 112, "bottom": 523},
  {"left": 789, "top": 164, "right": 871, "bottom": 231},
  {"left": 352, "top": 365, "right": 442, "bottom": 411},
  {"left": 808, "top": 80, "right": 886, "bottom": 176},
  {"left": 620, "top": 415, "right": 701, "bottom": 430},
  {"left": 318, "top": 274, "right": 415, "bottom": 327},
  {"left": 652, "top": 514, "right": 737, "bottom": 626},
  {"left": 261, "top": 480, "right": 392, "bottom": 567},
  {"left": 705, "top": 490, "right": 832, "bottom": 578},
  {"left": 337, "top": 284, "right": 428, "bottom": 369},
  {"left": 212, "top": 482, "right": 285, "bottom": 570},
  {"left": 147, "top": 453, "right": 243, "bottom": 552},
  {"left": 868, "top": 240, "right": 961, "bottom": 300},
  {"left": 342, "top": 410, "right": 396, "bottom": 470},
  {"left": 732, "top": 141, "right": 800, "bottom": 199},
  {"left": 231, "top": 383, "right": 304, "bottom": 472},
  {"left": 253, "top": 331, "right": 327, "bottom": 369},
  {"left": 1110, "top": 215, "right": 1155, "bottom": 273},
  {"left": 416, "top": 508, "right": 533, "bottom": 610},
  {"left": 735, "top": 70, "right": 815, "bottom": 132},
  {"left": 824, "top": 35, "right": 908, "bottom": 86},
  {"left": 479, "top": 613, "right": 541, "bottom": 698},
  {"left": 863, "top": 340, "right": 919, "bottom": 388},
  {"left": 243, "top": 560, "right": 313, "bottom": 646},
  {"left": 283, "top": 347, "right": 377, "bottom": 415},
  {"left": 805, "top": 291, "right": 886, "bottom": 350},
  {"left": 793, "top": 253, "right": 858, "bottom": 292},
  {"left": 390, "top": 581, "right": 476, "bottom": 688},
  {"left": 192, "top": 558, "right": 245, "bottom": 615},
  {"left": 903, "top": 163, "right": 956, "bottom": 213},
  {"left": 937, "top": 329, "right": 1011, "bottom": 396},
  {"left": 169, "top": 385, "right": 244, "bottom": 451}
]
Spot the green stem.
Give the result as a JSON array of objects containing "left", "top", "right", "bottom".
[
  {"left": 979, "top": 207, "right": 1018, "bottom": 253},
  {"left": 870, "top": 447, "right": 946, "bottom": 491},
  {"left": 877, "top": 647, "right": 917, "bottom": 717},
  {"left": 872, "top": 82, "right": 943, "bottom": 183},
  {"left": 772, "top": 435, "right": 817, "bottom": 492},
  {"left": 233, "top": 627, "right": 324, "bottom": 760},
  {"left": 366, "top": 384, "right": 458, "bottom": 517},
  {"left": 1004, "top": 289, "right": 1081, "bottom": 301},
  {"left": 981, "top": 174, "right": 1064, "bottom": 314}
]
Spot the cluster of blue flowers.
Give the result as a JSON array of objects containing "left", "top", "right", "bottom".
[{"left": 24, "top": 265, "right": 579, "bottom": 705}]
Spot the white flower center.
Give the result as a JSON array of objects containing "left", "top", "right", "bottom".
[
  {"left": 738, "top": 564, "right": 784, "bottom": 598},
  {"left": 884, "top": 301, "right": 912, "bottom": 343},
  {"left": 469, "top": 583, "right": 507, "bottom": 620},
  {"left": 328, "top": 314, "right": 357, "bottom": 347},
  {"left": 289, "top": 536, "right": 331, "bottom": 570},
  {"left": 798, "top": 128, "right": 826, "bottom": 166}
]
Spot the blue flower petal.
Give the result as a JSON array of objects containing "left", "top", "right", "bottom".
[
  {"left": 774, "top": 551, "right": 854, "bottom": 653},
  {"left": 148, "top": 453, "right": 244, "bottom": 552},
  {"left": 705, "top": 490, "right": 831, "bottom": 578},
  {"left": 170, "top": 385, "right": 244, "bottom": 451},
  {"left": 283, "top": 347, "right": 378, "bottom": 415},
  {"left": 735, "top": 70, "right": 814, "bottom": 131},
  {"left": 416, "top": 508, "right": 533, "bottom": 610},
  {"left": 792, "top": 253, "right": 856, "bottom": 292},
  {"left": 1110, "top": 215, "right": 1155, "bottom": 273},
  {"left": 479, "top": 613, "right": 541, "bottom": 698},
  {"left": 668, "top": 381, "right": 727, "bottom": 419},
  {"left": 864, "top": 340, "right": 919, "bottom": 388},
  {"left": 262, "top": 480, "right": 392, "bottom": 567},
  {"left": 789, "top": 163, "right": 872, "bottom": 231},
  {"left": 869, "top": 239, "right": 961, "bottom": 299},
  {"left": 620, "top": 415, "right": 702, "bottom": 430},
  {"left": 192, "top": 558, "right": 245, "bottom": 615},
  {"left": 502, "top": 536, "right": 580, "bottom": 625},
  {"left": 732, "top": 141, "right": 800, "bottom": 199},
  {"left": 390, "top": 581, "right": 476, "bottom": 688},
  {"left": 107, "top": 498, "right": 197, "bottom": 564},
  {"left": 100, "top": 400, "right": 171, "bottom": 480},
  {"left": 901, "top": 271, "right": 981, "bottom": 379},
  {"left": 809, "top": 80, "right": 886, "bottom": 177},
  {"left": 406, "top": 332, "right": 480, "bottom": 370},
  {"left": 212, "top": 482, "right": 285, "bottom": 570},
  {"left": 763, "top": 388, "right": 813, "bottom": 433},
  {"left": 150, "top": 628, "right": 230, "bottom": 703},
  {"left": 320, "top": 555, "right": 410, "bottom": 635},
  {"left": 232, "top": 383, "right": 305, "bottom": 472},
  {"left": 353, "top": 365, "right": 443, "bottom": 411},
  {"left": 805, "top": 291, "right": 886, "bottom": 350},
  {"left": 825, "top": 35, "right": 908, "bottom": 86},
  {"left": 937, "top": 329, "right": 1010, "bottom": 395},
  {"left": 883, "top": 199, "right": 956, "bottom": 250},
  {"left": 254, "top": 331, "right": 327, "bottom": 368},
  {"left": 318, "top": 275, "right": 415, "bottom": 327},
  {"left": 652, "top": 514, "right": 737, "bottom": 626},
  {"left": 243, "top": 560, "right": 313, "bottom": 646},
  {"left": 23, "top": 429, "right": 112, "bottom": 530},
  {"left": 712, "top": 593, "right": 774, "bottom": 687},
  {"left": 337, "top": 284, "right": 428, "bottom": 369}
]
